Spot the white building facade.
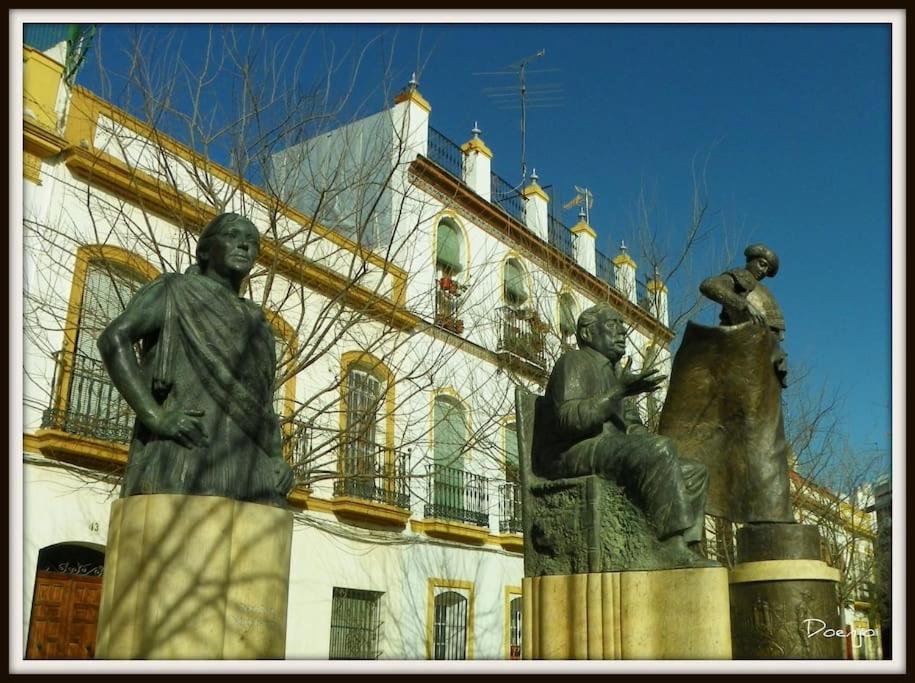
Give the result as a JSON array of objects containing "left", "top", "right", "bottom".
[{"left": 20, "top": 45, "right": 674, "bottom": 661}]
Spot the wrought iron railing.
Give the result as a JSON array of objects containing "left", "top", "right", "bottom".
[
  {"left": 427, "top": 127, "right": 464, "bottom": 180},
  {"left": 548, "top": 214, "right": 576, "bottom": 262},
  {"left": 496, "top": 306, "right": 547, "bottom": 368},
  {"left": 41, "top": 350, "right": 135, "bottom": 443},
  {"left": 490, "top": 172, "right": 526, "bottom": 223},
  {"left": 334, "top": 443, "right": 411, "bottom": 509},
  {"left": 434, "top": 278, "right": 465, "bottom": 335},
  {"left": 596, "top": 249, "right": 615, "bottom": 283},
  {"left": 425, "top": 463, "right": 490, "bottom": 527},
  {"left": 499, "top": 481, "right": 523, "bottom": 534}
]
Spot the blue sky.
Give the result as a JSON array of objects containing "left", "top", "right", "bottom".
[{"left": 72, "top": 20, "right": 894, "bottom": 479}]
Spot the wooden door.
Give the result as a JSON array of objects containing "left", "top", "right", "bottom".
[{"left": 26, "top": 571, "right": 103, "bottom": 659}]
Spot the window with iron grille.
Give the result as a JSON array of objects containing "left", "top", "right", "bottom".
[
  {"left": 344, "top": 367, "right": 383, "bottom": 485},
  {"left": 433, "top": 590, "right": 468, "bottom": 660},
  {"left": 509, "top": 596, "right": 522, "bottom": 660},
  {"left": 328, "top": 587, "right": 383, "bottom": 660},
  {"left": 52, "top": 261, "right": 146, "bottom": 442}
]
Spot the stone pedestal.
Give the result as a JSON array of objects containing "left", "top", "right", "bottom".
[
  {"left": 521, "top": 567, "right": 732, "bottom": 659},
  {"left": 729, "top": 524, "right": 843, "bottom": 659},
  {"left": 95, "top": 494, "right": 293, "bottom": 659}
]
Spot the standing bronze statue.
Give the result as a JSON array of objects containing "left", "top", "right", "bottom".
[
  {"left": 700, "top": 243, "right": 788, "bottom": 387},
  {"left": 659, "top": 244, "right": 793, "bottom": 523},
  {"left": 533, "top": 304, "right": 716, "bottom": 567},
  {"left": 97, "top": 213, "right": 295, "bottom": 508}
]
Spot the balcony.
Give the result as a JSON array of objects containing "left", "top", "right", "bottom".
[
  {"left": 548, "top": 214, "right": 575, "bottom": 262},
  {"left": 427, "top": 127, "right": 463, "bottom": 180},
  {"left": 490, "top": 172, "right": 526, "bottom": 223},
  {"left": 420, "top": 464, "right": 490, "bottom": 543},
  {"left": 334, "top": 443, "right": 411, "bottom": 508},
  {"left": 433, "top": 277, "right": 465, "bottom": 335},
  {"left": 41, "top": 350, "right": 135, "bottom": 445},
  {"left": 496, "top": 306, "right": 548, "bottom": 369}
]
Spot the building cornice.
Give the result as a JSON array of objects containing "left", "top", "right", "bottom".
[
  {"left": 63, "top": 145, "right": 417, "bottom": 332},
  {"left": 23, "top": 119, "right": 68, "bottom": 158},
  {"left": 409, "top": 156, "right": 675, "bottom": 345}
]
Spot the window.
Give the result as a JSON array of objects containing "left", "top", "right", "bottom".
[
  {"left": 328, "top": 587, "right": 383, "bottom": 660},
  {"left": 433, "top": 590, "right": 469, "bottom": 660},
  {"left": 435, "top": 218, "right": 464, "bottom": 275},
  {"left": 503, "top": 258, "right": 528, "bottom": 306},
  {"left": 433, "top": 395, "right": 466, "bottom": 470},
  {"left": 434, "top": 219, "right": 466, "bottom": 334},
  {"left": 509, "top": 596, "right": 522, "bottom": 660},
  {"left": 432, "top": 396, "right": 466, "bottom": 516},
  {"left": 343, "top": 366, "right": 384, "bottom": 490},
  {"left": 50, "top": 257, "right": 151, "bottom": 442}
]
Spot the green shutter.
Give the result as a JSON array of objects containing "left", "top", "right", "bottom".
[
  {"left": 559, "top": 294, "right": 577, "bottom": 335},
  {"left": 504, "top": 259, "right": 528, "bottom": 304},
  {"left": 436, "top": 220, "right": 463, "bottom": 274},
  {"left": 434, "top": 397, "right": 466, "bottom": 469}
]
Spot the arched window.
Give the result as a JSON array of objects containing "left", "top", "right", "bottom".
[
  {"left": 343, "top": 365, "right": 384, "bottom": 481},
  {"left": 503, "top": 258, "right": 528, "bottom": 306},
  {"left": 435, "top": 218, "right": 464, "bottom": 275},
  {"left": 433, "top": 395, "right": 466, "bottom": 470},
  {"left": 50, "top": 250, "right": 157, "bottom": 443},
  {"left": 432, "top": 395, "right": 468, "bottom": 519},
  {"left": 338, "top": 352, "right": 398, "bottom": 504},
  {"left": 433, "top": 590, "right": 469, "bottom": 660}
]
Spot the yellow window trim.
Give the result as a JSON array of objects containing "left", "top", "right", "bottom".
[
  {"left": 426, "top": 578, "right": 475, "bottom": 660},
  {"left": 339, "top": 351, "right": 397, "bottom": 481},
  {"left": 55, "top": 245, "right": 161, "bottom": 416}
]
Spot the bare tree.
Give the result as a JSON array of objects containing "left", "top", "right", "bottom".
[{"left": 22, "top": 24, "right": 518, "bottom": 521}]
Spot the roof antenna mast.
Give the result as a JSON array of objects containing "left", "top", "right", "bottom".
[
  {"left": 512, "top": 48, "right": 546, "bottom": 183},
  {"left": 475, "top": 49, "right": 562, "bottom": 189}
]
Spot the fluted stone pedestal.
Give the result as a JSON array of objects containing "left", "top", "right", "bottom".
[
  {"left": 729, "top": 524, "right": 843, "bottom": 659},
  {"left": 95, "top": 494, "right": 293, "bottom": 659},
  {"left": 522, "top": 567, "right": 732, "bottom": 659}
]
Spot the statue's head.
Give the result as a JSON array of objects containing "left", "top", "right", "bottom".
[
  {"left": 576, "top": 303, "right": 627, "bottom": 362},
  {"left": 744, "top": 244, "right": 779, "bottom": 280},
  {"left": 195, "top": 213, "right": 260, "bottom": 280}
]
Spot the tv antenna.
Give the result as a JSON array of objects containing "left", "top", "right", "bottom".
[{"left": 474, "top": 49, "right": 564, "bottom": 187}]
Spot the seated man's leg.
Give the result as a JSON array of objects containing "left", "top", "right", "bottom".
[{"left": 606, "top": 435, "right": 704, "bottom": 541}]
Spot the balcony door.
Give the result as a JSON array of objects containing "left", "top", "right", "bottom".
[{"left": 432, "top": 396, "right": 467, "bottom": 518}]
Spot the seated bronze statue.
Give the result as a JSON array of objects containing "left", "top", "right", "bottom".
[
  {"left": 519, "top": 303, "right": 717, "bottom": 573},
  {"left": 97, "top": 213, "right": 295, "bottom": 508}
]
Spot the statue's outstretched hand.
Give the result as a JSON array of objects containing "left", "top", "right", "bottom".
[
  {"left": 148, "top": 408, "right": 209, "bottom": 448},
  {"left": 618, "top": 358, "right": 667, "bottom": 397}
]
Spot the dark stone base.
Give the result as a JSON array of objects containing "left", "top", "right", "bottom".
[
  {"left": 737, "top": 522, "right": 821, "bottom": 562},
  {"left": 730, "top": 523, "right": 843, "bottom": 659}
]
